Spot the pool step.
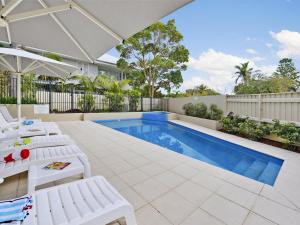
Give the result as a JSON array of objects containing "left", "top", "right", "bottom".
[
  {"left": 233, "top": 158, "right": 255, "bottom": 174},
  {"left": 258, "top": 162, "right": 282, "bottom": 185},
  {"left": 243, "top": 160, "right": 268, "bottom": 179}
]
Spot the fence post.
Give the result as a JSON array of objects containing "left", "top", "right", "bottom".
[
  {"left": 48, "top": 82, "right": 52, "bottom": 112},
  {"left": 258, "top": 94, "right": 262, "bottom": 123},
  {"left": 150, "top": 97, "right": 153, "bottom": 111},
  {"left": 83, "top": 91, "right": 86, "bottom": 113},
  {"left": 140, "top": 96, "right": 143, "bottom": 112},
  {"left": 71, "top": 87, "right": 75, "bottom": 112}
]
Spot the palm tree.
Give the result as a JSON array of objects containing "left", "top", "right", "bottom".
[
  {"left": 234, "top": 62, "right": 253, "bottom": 84},
  {"left": 74, "top": 74, "right": 103, "bottom": 93},
  {"left": 98, "top": 75, "right": 129, "bottom": 94}
]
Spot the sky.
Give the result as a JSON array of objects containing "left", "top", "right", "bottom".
[{"left": 106, "top": 0, "right": 300, "bottom": 93}]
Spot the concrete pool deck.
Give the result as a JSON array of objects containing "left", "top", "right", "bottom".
[{"left": 1, "top": 120, "right": 300, "bottom": 225}]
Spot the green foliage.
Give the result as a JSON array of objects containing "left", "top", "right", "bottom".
[
  {"left": 105, "top": 92, "right": 124, "bottom": 112},
  {"left": 22, "top": 73, "right": 37, "bottom": 100},
  {"left": 221, "top": 114, "right": 270, "bottom": 141},
  {"left": 238, "top": 119, "right": 269, "bottom": 141},
  {"left": 74, "top": 75, "right": 102, "bottom": 93},
  {"left": 127, "top": 89, "right": 141, "bottom": 111},
  {"left": 273, "top": 58, "right": 300, "bottom": 91},
  {"left": 221, "top": 114, "right": 300, "bottom": 146},
  {"left": 235, "top": 62, "right": 253, "bottom": 84},
  {"left": 183, "top": 103, "right": 195, "bottom": 116},
  {"left": 78, "top": 93, "right": 95, "bottom": 112},
  {"left": 234, "top": 76, "right": 295, "bottom": 94},
  {"left": 183, "top": 102, "right": 223, "bottom": 120},
  {"left": 0, "top": 96, "right": 36, "bottom": 104},
  {"left": 208, "top": 104, "right": 223, "bottom": 120},
  {"left": 185, "top": 84, "right": 219, "bottom": 96},
  {"left": 221, "top": 114, "right": 246, "bottom": 134},
  {"left": 116, "top": 19, "right": 189, "bottom": 97},
  {"left": 193, "top": 103, "right": 208, "bottom": 118},
  {"left": 44, "top": 53, "right": 63, "bottom": 62},
  {"left": 272, "top": 120, "right": 300, "bottom": 149}
]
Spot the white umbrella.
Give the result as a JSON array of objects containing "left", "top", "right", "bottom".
[
  {"left": 0, "top": 0, "right": 192, "bottom": 62},
  {"left": 0, "top": 47, "right": 78, "bottom": 120}
]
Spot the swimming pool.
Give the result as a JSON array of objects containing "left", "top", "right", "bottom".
[{"left": 95, "top": 118, "right": 283, "bottom": 185}]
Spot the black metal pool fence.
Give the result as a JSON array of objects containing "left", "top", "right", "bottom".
[{"left": 0, "top": 76, "right": 168, "bottom": 113}]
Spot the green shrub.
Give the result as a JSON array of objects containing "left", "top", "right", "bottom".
[
  {"left": 105, "top": 92, "right": 124, "bottom": 112},
  {"left": 208, "top": 104, "right": 223, "bottom": 120},
  {"left": 0, "top": 96, "right": 36, "bottom": 104},
  {"left": 238, "top": 118, "right": 269, "bottom": 141},
  {"left": 127, "top": 89, "right": 141, "bottom": 112},
  {"left": 194, "top": 103, "right": 208, "bottom": 118},
  {"left": 183, "top": 103, "right": 196, "bottom": 116},
  {"left": 221, "top": 113, "right": 245, "bottom": 134},
  {"left": 78, "top": 93, "right": 95, "bottom": 112},
  {"left": 272, "top": 120, "right": 300, "bottom": 150}
]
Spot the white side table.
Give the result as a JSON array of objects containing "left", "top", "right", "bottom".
[{"left": 28, "top": 156, "right": 84, "bottom": 193}]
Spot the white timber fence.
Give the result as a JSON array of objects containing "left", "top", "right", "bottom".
[
  {"left": 168, "top": 92, "right": 300, "bottom": 124},
  {"left": 226, "top": 92, "right": 300, "bottom": 124}
]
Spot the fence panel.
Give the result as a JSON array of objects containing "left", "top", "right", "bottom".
[
  {"left": 0, "top": 76, "right": 168, "bottom": 113},
  {"left": 226, "top": 92, "right": 300, "bottom": 123}
]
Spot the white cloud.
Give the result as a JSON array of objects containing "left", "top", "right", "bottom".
[
  {"left": 185, "top": 49, "right": 275, "bottom": 93},
  {"left": 270, "top": 30, "right": 300, "bottom": 59},
  {"left": 251, "top": 56, "right": 266, "bottom": 62},
  {"left": 266, "top": 43, "right": 273, "bottom": 48},
  {"left": 246, "top": 48, "right": 258, "bottom": 55}
]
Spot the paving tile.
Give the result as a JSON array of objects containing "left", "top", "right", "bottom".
[
  {"left": 133, "top": 178, "right": 170, "bottom": 202},
  {"left": 151, "top": 191, "right": 197, "bottom": 225},
  {"left": 191, "top": 172, "right": 225, "bottom": 191},
  {"left": 252, "top": 196, "right": 300, "bottom": 225},
  {"left": 154, "top": 171, "right": 186, "bottom": 188},
  {"left": 217, "top": 183, "right": 258, "bottom": 209},
  {"left": 125, "top": 155, "right": 150, "bottom": 167},
  {"left": 156, "top": 158, "right": 181, "bottom": 169},
  {"left": 181, "top": 208, "right": 225, "bottom": 225},
  {"left": 119, "top": 169, "right": 149, "bottom": 186},
  {"left": 139, "top": 163, "right": 166, "bottom": 176},
  {"left": 92, "top": 166, "right": 115, "bottom": 178},
  {"left": 136, "top": 204, "right": 172, "bottom": 225},
  {"left": 108, "top": 160, "right": 135, "bottom": 174},
  {"left": 243, "top": 212, "right": 277, "bottom": 225},
  {"left": 171, "top": 164, "right": 200, "bottom": 179},
  {"left": 201, "top": 195, "right": 249, "bottom": 225},
  {"left": 227, "top": 173, "right": 264, "bottom": 194},
  {"left": 120, "top": 187, "right": 147, "bottom": 210},
  {"left": 107, "top": 176, "right": 129, "bottom": 191},
  {"left": 174, "top": 181, "right": 212, "bottom": 207},
  {"left": 260, "top": 185, "right": 298, "bottom": 210}
]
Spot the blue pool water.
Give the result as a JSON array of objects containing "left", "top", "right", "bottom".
[{"left": 95, "top": 118, "right": 283, "bottom": 185}]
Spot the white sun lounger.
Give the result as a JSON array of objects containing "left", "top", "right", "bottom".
[
  {"left": 0, "top": 106, "right": 56, "bottom": 127},
  {"left": 0, "top": 114, "right": 61, "bottom": 137},
  {"left": 2, "top": 176, "right": 137, "bottom": 225},
  {"left": 0, "top": 135, "right": 75, "bottom": 154},
  {"left": 0, "top": 145, "right": 91, "bottom": 183}
]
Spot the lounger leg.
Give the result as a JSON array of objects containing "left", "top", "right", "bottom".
[
  {"left": 124, "top": 209, "right": 137, "bottom": 225},
  {"left": 79, "top": 156, "right": 91, "bottom": 178}
]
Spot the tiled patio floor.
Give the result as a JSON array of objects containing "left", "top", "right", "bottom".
[{"left": 1, "top": 120, "right": 300, "bottom": 225}]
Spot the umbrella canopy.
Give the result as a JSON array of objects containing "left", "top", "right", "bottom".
[
  {"left": 0, "top": 0, "right": 193, "bottom": 63},
  {"left": 0, "top": 47, "right": 78, "bottom": 120}
]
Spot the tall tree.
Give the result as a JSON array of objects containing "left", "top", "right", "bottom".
[
  {"left": 273, "top": 58, "right": 299, "bottom": 91},
  {"left": 185, "top": 84, "right": 219, "bottom": 96},
  {"left": 116, "top": 19, "right": 189, "bottom": 98},
  {"left": 234, "top": 62, "right": 253, "bottom": 85}
]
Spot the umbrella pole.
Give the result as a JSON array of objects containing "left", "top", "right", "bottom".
[{"left": 16, "top": 56, "right": 22, "bottom": 122}]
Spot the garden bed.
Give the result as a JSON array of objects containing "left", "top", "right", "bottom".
[{"left": 177, "top": 114, "right": 222, "bottom": 130}]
